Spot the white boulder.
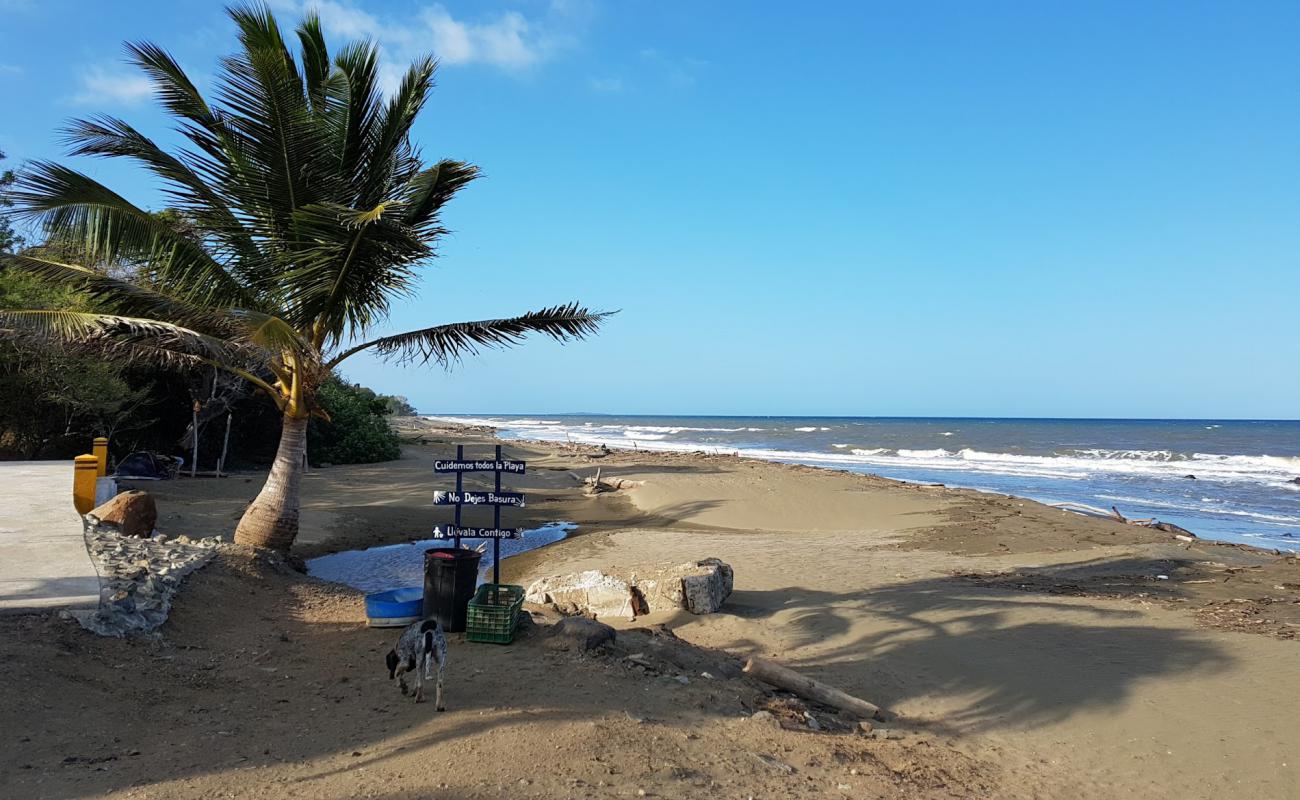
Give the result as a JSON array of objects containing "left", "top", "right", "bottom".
[{"left": 525, "top": 558, "right": 733, "bottom": 618}]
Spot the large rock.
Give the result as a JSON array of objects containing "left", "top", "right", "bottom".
[
  {"left": 88, "top": 490, "right": 158, "bottom": 538},
  {"left": 526, "top": 558, "right": 734, "bottom": 618},
  {"left": 546, "top": 616, "right": 616, "bottom": 651},
  {"left": 524, "top": 570, "right": 640, "bottom": 619}
]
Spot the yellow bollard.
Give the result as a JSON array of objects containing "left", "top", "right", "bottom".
[
  {"left": 93, "top": 437, "right": 109, "bottom": 477},
  {"left": 73, "top": 454, "right": 99, "bottom": 515}
]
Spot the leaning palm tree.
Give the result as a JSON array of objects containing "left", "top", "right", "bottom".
[{"left": 0, "top": 4, "right": 608, "bottom": 551}]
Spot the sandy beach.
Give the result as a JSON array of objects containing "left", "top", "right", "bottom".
[{"left": 4, "top": 419, "right": 1298, "bottom": 799}]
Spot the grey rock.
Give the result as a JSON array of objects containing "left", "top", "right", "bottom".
[
  {"left": 525, "top": 558, "right": 734, "bottom": 618},
  {"left": 546, "top": 616, "right": 616, "bottom": 651},
  {"left": 750, "top": 710, "right": 780, "bottom": 730}
]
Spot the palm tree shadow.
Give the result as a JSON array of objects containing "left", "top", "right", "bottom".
[{"left": 715, "top": 573, "right": 1233, "bottom": 732}]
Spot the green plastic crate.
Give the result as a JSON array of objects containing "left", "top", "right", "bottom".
[{"left": 465, "top": 583, "right": 525, "bottom": 644}]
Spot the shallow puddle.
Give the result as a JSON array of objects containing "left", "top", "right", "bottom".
[{"left": 306, "top": 522, "right": 575, "bottom": 593}]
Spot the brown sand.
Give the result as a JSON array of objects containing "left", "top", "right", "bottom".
[{"left": 3, "top": 420, "right": 1298, "bottom": 798}]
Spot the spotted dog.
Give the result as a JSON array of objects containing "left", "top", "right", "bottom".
[{"left": 385, "top": 619, "right": 448, "bottom": 709}]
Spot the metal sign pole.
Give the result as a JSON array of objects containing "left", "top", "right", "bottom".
[
  {"left": 493, "top": 444, "right": 502, "bottom": 585},
  {"left": 454, "top": 444, "right": 463, "bottom": 550}
]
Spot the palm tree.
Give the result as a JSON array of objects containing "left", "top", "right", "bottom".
[{"left": 0, "top": 4, "right": 609, "bottom": 551}]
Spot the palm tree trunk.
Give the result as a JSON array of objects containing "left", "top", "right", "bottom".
[{"left": 233, "top": 413, "right": 308, "bottom": 551}]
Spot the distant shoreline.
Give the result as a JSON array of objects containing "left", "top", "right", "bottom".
[{"left": 407, "top": 414, "right": 1300, "bottom": 552}]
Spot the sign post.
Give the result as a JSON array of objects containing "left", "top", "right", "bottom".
[{"left": 433, "top": 445, "right": 525, "bottom": 585}]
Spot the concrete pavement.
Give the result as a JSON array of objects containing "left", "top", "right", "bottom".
[{"left": 0, "top": 462, "right": 100, "bottom": 614}]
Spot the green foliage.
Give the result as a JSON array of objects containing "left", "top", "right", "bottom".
[
  {"left": 383, "top": 394, "right": 418, "bottom": 416},
  {"left": 0, "top": 150, "right": 23, "bottom": 254},
  {"left": 0, "top": 268, "right": 161, "bottom": 458},
  {"left": 308, "top": 375, "right": 401, "bottom": 465}
]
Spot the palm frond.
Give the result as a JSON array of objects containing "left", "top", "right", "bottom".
[
  {"left": 328, "top": 40, "right": 383, "bottom": 200},
  {"left": 60, "top": 116, "right": 259, "bottom": 257},
  {"left": 354, "top": 57, "right": 435, "bottom": 206},
  {"left": 10, "top": 162, "right": 258, "bottom": 308},
  {"left": 296, "top": 12, "right": 332, "bottom": 114},
  {"left": 0, "top": 309, "right": 254, "bottom": 364},
  {"left": 216, "top": 4, "right": 329, "bottom": 237},
  {"left": 228, "top": 308, "right": 314, "bottom": 356},
  {"left": 1, "top": 253, "right": 231, "bottom": 330},
  {"left": 402, "top": 159, "right": 479, "bottom": 233},
  {"left": 281, "top": 200, "right": 428, "bottom": 338},
  {"left": 328, "top": 303, "right": 614, "bottom": 369}
]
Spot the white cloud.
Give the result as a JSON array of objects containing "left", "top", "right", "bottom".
[
  {"left": 588, "top": 76, "right": 623, "bottom": 93},
  {"left": 273, "top": 1, "right": 588, "bottom": 93},
  {"left": 0, "top": 64, "right": 23, "bottom": 76},
  {"left": 640, "top": 48, "right": 706, "bottom": 89},
  {"left": 72, "top": 65, "right": 154, "bottom": 106}
]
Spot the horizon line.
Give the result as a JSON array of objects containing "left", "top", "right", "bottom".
[{"left": 414, "top": 412, "right": 1300, "bottom": 423}]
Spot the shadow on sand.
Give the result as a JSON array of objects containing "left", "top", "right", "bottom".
[{"left": 714, "top": 569, "right": 1233, "bottom": 731}]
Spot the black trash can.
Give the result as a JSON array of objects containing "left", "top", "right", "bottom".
[{"left": 423, "top": 547, "right": 483, "bottom": 632}]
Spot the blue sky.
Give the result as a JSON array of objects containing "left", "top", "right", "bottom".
[{"left": 2, "top": 1, "right": 1298, "bottom": 418}]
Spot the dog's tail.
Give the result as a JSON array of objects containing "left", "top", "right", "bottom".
[{"left": 422, "top": 629, "right": 436, "bottom": 659}]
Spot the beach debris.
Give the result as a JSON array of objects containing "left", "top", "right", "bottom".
[
  {"left": 88, "top": 490, "right": 158, "bottom": 538},
  {"left": 742, "top": 657, "right": 884, "bottom": 720},
  {"left": 750, "top": 753, "right": 796, "bottom": 774},
  {"left": 575, "top": 467, "right": 642, "bottom": 495},
  {"left": 1050, "top": 501, "right": 1200, "bottom": 539},
  {"left": 525, "top": 558, "right": 734, "bottom": 618},
  {"left": 545, "top": 616, "right": 616, "bottom": 652}
]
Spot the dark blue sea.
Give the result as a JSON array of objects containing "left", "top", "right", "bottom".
[{"left": 428, "top": 415, "right": 1300, "bottom": 551}]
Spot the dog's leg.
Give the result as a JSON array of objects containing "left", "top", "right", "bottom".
[
  {"left": 435, "top": 654, "right": 445, "bottom": 712},
  {"left": 413, "top": 656, "right": 425, "bottom": 703}
]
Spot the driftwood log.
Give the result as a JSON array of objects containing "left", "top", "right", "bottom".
[
  {"left": 743, "top": 657, "right": 883, "bottom": 720},
  {"left": 1050, "top": 502, "right": 1199, "bottom": 540},
  {"left": 572, "top": 467, "right": 643, "bottom": 495}
]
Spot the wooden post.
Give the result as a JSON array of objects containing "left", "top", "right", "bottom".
[
  {"left": 217, "top": 412, "right": 232, "bottom": 477},
  {"left": 73, "top": 455, "right": 98, "bottom": 515},
  {"left": 492, "top": 444, "right": 502, "bottom": 585},
  {"left": 742, "top": 657, "right": 884, "bottom": 720},
  {"left": 190, "top": 399, "right": 200, "bottom": 478},
  {"left": 453, "top": 444, "right": 463, "bottom": 551},
  {"left": 92, "top": 437, "right": 108, "bottom": 477}
]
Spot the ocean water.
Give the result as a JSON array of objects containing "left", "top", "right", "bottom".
[{"left": 426, "top": 415, "right": 1300, "bottom": 552}]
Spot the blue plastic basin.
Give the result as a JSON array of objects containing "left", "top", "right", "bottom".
[{"left": 364, "top": 586, "right": 424, "bottom": 627}]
